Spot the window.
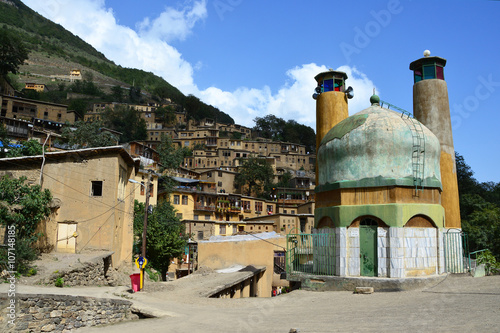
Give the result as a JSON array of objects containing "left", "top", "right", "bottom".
[
  {"left": 176, "top": 213, "right": 183, "bottom": 219},
  {"left": 182, "top": 195, "right": 188, "bottom": 205},
  {"left": 205, "top": 215, "right": 210, "bottom": 220},
  {"left": 291, "top": 210, "right": 295, "bottom": 214},
  {"left": 91, "top": 181, "right": 103, "bottom": 197},
  {"left": 220, "top": 224, "right": 226, "bottom": 234},
  {"left": 218, "top": 181, "right": 222, "bottom": 187},
  {"left": 255, "top": 202, "right": 262, "bottom": 212},
  {"left": 218, "top": 171, "right": 223, "bottom": 177},
  {"left": 173, "top": 195, "right": 180, "bottom": 205},
  {"left": 233, "top": 224, "right": 237, "bottom": 234},
  {"left": 194, "top": 214, "right": 199, "bottom": 220},
  {"left": 197, "top": 231, "right": 203, "bottom": 240}
]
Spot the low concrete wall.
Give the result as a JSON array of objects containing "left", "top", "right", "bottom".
[
  {"left": 289, "top": 273, "right": 448, "bottom": 292},
  {"left": 0, "top": 293, "right": 137, "bottom": 332}
]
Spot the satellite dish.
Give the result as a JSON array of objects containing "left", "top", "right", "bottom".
[{"left": 345, "top": 86, "right": 354, "bottom": 99}]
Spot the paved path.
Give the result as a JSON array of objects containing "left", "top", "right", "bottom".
[{"left": 5, "top": 274, "right": 500, "bottom": 332}]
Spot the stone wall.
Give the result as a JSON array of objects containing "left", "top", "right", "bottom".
[
  {"left": 39, "top": 255, "right": 127, "bottom": 287},
  {"left": 0, "top": 293, "right": 136, "bottom": 332}
]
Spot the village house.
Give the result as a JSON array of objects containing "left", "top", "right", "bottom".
[{"left": 0, "top": 146, "right": 140, "bottom": 267}]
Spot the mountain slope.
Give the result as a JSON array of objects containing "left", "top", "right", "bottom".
[{"left": 0, "top": 0, "right": 234, "bottom": 124}]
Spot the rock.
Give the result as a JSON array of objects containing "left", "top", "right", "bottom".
[
  {"left": 41, "top": 323, "right": 56, "bottom": 332},
  {"left": 50, "top": 310, "right": 62, "bottom": 317},
  {"left": 355, "top": 287, "right": 374, "bottom": 294}
]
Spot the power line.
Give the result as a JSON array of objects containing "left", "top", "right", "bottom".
[{"left": 240, "top": 230, "right": 286, "bottom": 251}]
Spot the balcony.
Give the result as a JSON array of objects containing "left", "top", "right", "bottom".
[
  {"left": 229, "top": 207, "right": 241, "bottom": 214},
  {"left": 194, "top": 203, "right": 215, "bottom": 212}
]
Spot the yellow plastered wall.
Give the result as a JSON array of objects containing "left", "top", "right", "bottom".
[{"left": 198, "top": 236, "right": 286, "bottom": 297}]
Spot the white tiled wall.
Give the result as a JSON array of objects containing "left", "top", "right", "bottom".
[
  {"left": 347, "top": 227, "right": 360, "bottom": 276},
  {"left": 403, "top": 228, "right": 438, "bottom": 276},
  {"left": 377, "top": 227, "right": 389, "bottom": 277}
]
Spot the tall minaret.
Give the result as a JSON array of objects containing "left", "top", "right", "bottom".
[
  {"left": 410, "top": 51, "right": 461, "bottom": 228},
  {"left": 313, "top": 70, "right": 351, "bottom": 185}
]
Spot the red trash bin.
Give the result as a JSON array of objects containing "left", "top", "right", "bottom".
[{"left": 130, "top": 273, "right": 141, "bottom": 292}]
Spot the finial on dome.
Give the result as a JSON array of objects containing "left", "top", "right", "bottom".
[
  {"left": 424, "top": 49, "right": 431, "bottom": 57},
  {"left": 370, "top": 89, "right": 380, "bottom": 105}
]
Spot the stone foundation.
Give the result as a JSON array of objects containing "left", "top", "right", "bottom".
[
  {"left": 0, "top": 293, "right": 137, "bottom": 332},
  {"left": 39, "top": 255, "right": 123, "bottom": 287}
]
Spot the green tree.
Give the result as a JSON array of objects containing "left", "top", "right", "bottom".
[
  {"left": 61, "top": 120, "right": 118, "bottom": 148},
  {"left": 129, "top": 86, "right": 143, "bottom": 104},
  {"left": 456, "top": 152, "right": 480, "bottom": 196},
  {"left": 235, "top": 156, "right": 274, "bottom": 197},
  {"left": 0, "top": 123, "right": 8, "bottom": 157},
  {"left": 134, "top": 199, "right": 187, "bottom": 281},
  {"left": 0, "top": 28, "right": 29, "bottom": 76},
  {"left": 6, "top": 139, "right": 43, "bottom": 157},
  {"left": 102, "top": 105, "right": 147, "bottom": 143},
  {"left": 253, "top": 115, "right": 316, "bottom": 153},
  {"left": 456, "top": 152, "right": 500, "bottom": 260},
  {"left": 157, "top": 134, "right": 189, "bottom": 172},
  {"left": 68, "top": 99, "right": 90, "bottom": 117},
  {"left": 461, "top": 194, "right": 500, "bottom": 257},
  {"left": 111, "top": 85, "right": 124, "bottom": 102},
  {"left": 0, "top": 175, "right": 52, "bottom": 273},
  {"left": 155, "top": 105, "right": 176, "bottom": 125},
  {"left": 253, "top": 115, "right": 286, "bottom": 141}
]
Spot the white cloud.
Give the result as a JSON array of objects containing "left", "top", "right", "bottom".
[
  {"left": 199, "top": 64, "right": 377, "bottom": 129},
  {"left": 23, "top": 0, "right": 377, "bottom": 131},
  {"left": 336, "top": 65, "right": 378, "bottom": 116},
  {"left": 137, "top": 0, "right": 207, "bottom": 42},
  {"left": 23, "top": 0, "right": 199, "bottom": 92}
]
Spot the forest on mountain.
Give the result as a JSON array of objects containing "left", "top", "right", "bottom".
[{"left": 0, "top": 0, "right": 234, "bottom": 124}]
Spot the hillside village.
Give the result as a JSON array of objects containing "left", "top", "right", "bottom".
[{"left": 0, "top": 71, "right": 316, "bottom": 282}]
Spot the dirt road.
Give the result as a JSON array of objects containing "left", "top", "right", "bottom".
[{"left": 77, "top": 274, "right": 500, "bottom": 333}]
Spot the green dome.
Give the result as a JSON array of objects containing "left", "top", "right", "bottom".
[
  {"left": 317, "top": 105, "right": 442, "bottom": 191},
  {"left": 370, "top": 94, "right": 380, "bottom": 104}
]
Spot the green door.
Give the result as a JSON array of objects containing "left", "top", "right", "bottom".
[{"left": 360, "top": 225, "right": 378, "bottom": 277}]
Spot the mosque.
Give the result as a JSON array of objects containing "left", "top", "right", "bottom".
[{"left": 311, "top": 52, "right": 461, "bottom": 278}]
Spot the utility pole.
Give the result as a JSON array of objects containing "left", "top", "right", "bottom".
[
  {"left": 140, "top": 169, "right": 152, "bottom": 290},
  {"left": 142, "top": 170, "right": 153, "bottom": 259}
]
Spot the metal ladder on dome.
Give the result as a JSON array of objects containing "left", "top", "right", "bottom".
[{"left": 380, "top": 100, "right": 426, "bottom": 193}]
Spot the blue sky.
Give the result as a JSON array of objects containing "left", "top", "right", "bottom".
[{"left": 23, "top": 0, "right": 500, "bottom": 183}]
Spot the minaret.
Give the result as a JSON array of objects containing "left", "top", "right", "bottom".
[
  {"left": 410, "top": 50, "right": 461, "bottom": 228},
  {"left": 313, "top": 70, "right": 351, "bottom": 184}
]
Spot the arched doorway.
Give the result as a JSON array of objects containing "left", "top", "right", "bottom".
[
  {"left": 360, "top": 218, "right": 378, "bottom": 277},
  {"left": 317, "top": 216, "right": 334, "bottom": 229}
]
